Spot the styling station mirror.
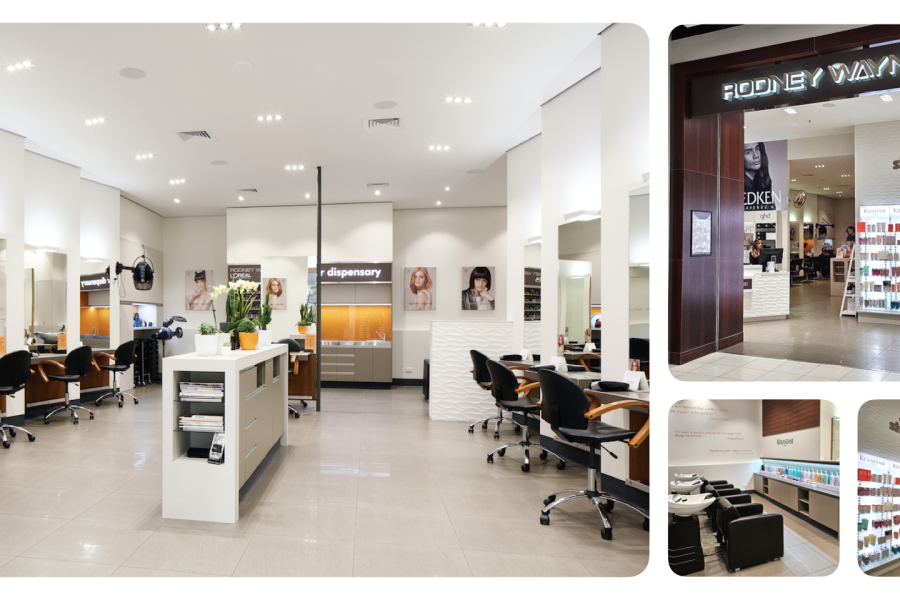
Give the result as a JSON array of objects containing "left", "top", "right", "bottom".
[
  {"left": 80, "top": 258, "right": 110, "bottom": 348},
  {"left": 24, "top": 249, "right": 67, "bottom": 354},
  {"left": 0, "top": 239, "right": 6, "bottom": 355},
  {"left": 523, "top": 242, "right": 541, "bottom": 357},
  {"left": 558, "top": 219, "right": 600, "bottom": 370}
]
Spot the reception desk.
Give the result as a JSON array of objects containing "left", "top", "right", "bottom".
[
  {"left": 162, "top": 345, "right": 288, "bottom": 524},
  {"left": 743, "top": 265, "right": 790, "bottom": 322}
]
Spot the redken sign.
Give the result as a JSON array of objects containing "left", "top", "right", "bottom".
[{"left": 692, "top": 41, "right": 900, "bottom": 117}]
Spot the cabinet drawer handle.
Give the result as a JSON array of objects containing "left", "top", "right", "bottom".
[
  {"left": 245, "top": 385, "right": 266, "bottom": 400},
  {"left": 245, "top": 417, "right": 257, "bottom": 430},
  {"left": 244, "top": 444, "right": 257, "bottom": 459}
]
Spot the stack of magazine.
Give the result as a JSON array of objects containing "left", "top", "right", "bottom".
[
  {"left": 179, "top": 414, "right": 224, "bottom": 433},
  {"left": 179, "top": 382, "right": 224, "bottom": 403}
]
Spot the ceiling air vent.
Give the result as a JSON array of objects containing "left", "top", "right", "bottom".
[
  {"left": 363, "top": 118, "right": 400, "bottom": 132},
  {"left": 236, "top": 188, "right": 259, "bottom": 194},
  {"left": 177, "top": 130, "right": 217, "bottom": 142},
  {"left": 366, "top": 183, "right": 391, "bottom": 190}
]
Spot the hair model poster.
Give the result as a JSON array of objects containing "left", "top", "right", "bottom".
[
  {"left": 404, "top": 267, "right": 436, "bottom": 311},
  {"left": 460, "top": 266, "right": 496, "bottom": 311},
  {"left": 264, "top": 277, "right": 287, "bottom": 310},
  {"left": 185, "top": 270, "right": 213, "bottom": 311}
]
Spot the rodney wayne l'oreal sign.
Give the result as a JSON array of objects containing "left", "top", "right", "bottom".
[{"left": 691, "top": 41, "right": 900, "bottom": 117}]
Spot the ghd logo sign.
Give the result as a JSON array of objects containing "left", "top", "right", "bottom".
[{"left": 776, "top": 438, "right": 793, "bottom": 446}]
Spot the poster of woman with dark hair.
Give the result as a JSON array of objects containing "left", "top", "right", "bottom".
[{"left": 461, "top": 266, "right": 495, "bottom": 311}]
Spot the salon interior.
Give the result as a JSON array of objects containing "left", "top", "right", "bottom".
[
  {"left": 668, "top": 399, "right": 839, "bottom": 577},
  {"left": 0, "top": 23, "right": 649, "bottom": 579},
  {"left": 670, "top": 25, "right": 900, "bottom": 382}
]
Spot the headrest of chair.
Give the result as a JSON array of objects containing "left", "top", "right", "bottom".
[{"left": 278, "top": 338, "right": 303, "bottom": 353}]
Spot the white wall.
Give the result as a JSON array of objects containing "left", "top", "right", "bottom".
[
  {"left": 506, "top": 135, "right": 542, "bottom": 350},
  {"left": 856, "top": 121, "right": 900, "bottom": 218},
  {"left": 392, "top": 207, "right": 507, "bottom": 379},
  {"left": 820, "top": 400, "right": 840, "bottom": 461},
  {"left": 261, "top": 256, "right": 309, "bottom": 341},
  {"left": 120, "top": 197, "right": 163, "bottom": 251},
  {"left": 668, "top": 399, "right": 763, "bottom": 490},
  {"left": 0, "top": 131, "right": 25, "bottom": 407},
  {"left": 80, "top": 179, "right": 121, "bottom": 352},
  {"left": 162, "top": 217, "right": 228, "bottom": 355}
]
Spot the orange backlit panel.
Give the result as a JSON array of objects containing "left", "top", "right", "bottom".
[
  {"left": 320, "top": 305, "right": 392, "bottom": 341},
  {"left": 80, "top": 307, "right": 110, "bottom": 336}
]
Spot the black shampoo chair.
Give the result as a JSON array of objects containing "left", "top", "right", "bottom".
[
  {"left": 37, "top": 346, "right": 98, "bottom": 424},
  {"left": 94, "top": 341, "right": 138, "bottom": 407},
  {"left": 538, "top": 369, "right": 649, "bottom": 538},
  {"left": 485, "top": 360, "right": 565, "bottom": 472},
  {"left": 467, "top": 350, "right": 521, "bottom": 439},
  {"left": 278, "top": 338, "right": 307, "bottom": 417},
  {"left": 0, "top": 350, "right": 37, "bottom": 447},
  {"left": 716, "top": 495, "right": 784, "bottom": 572}
]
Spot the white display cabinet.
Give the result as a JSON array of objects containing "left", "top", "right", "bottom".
[
  {"left": 857, "top": 205, "right": 900, "bottom": 316},
  {"left": 162, "top": 345, "right": 288, "bottom": 524},
  {"left": 858, "top": 452, "right": 900, "bottom": 574}
]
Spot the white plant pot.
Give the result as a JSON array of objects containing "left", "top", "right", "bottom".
[
  {"left": 195, "top": 334, "right": 218, "bottom": 357},
  {"left": 257, "top": 330, "right": 272, "bottom": 346},
  {"left": 218, "top": 333, "right": 232, "bottom": 355}
]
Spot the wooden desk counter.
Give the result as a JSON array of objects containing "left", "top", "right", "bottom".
[{"left": 25, "top": 349, "right": 112, "bottom": 410}]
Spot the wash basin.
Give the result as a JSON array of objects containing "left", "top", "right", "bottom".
[
  {"left": 669, "top": 479, "right": 704, "bottom": 494},
  {"left": 34, "top": 332, "right": 59, "bottom": 343},
  {"left": 673, "top": 472, "right": 701, "bottom": 481},
  {"left": 668, "top": 493, "right": 717, "bottom": 517},
  {"left": 362, "top": 340, "right": 391, "bottom": 348}
]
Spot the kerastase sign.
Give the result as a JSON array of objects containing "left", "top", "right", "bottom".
[{"left": 692, "top": 41, "right": 900, "bottom": 116}]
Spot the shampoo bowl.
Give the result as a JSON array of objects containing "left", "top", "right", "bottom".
[
  {"left": 669, "top": 479, "right": 704, "bottom": 494},
  {"left": 668, "top": 493, "right": 717, "bottom": 517}
]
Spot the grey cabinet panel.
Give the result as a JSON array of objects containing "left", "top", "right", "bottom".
[
  {"left": 373, "top": 349, "right": 392, "bottom": 383},
  {"left": 809, "top": 491, "right": 839, "bottom": 532},
  {"left": 355, "top": 284, "right": 391, "bottom": 304},
  {"left": 355, "top": 348, "right": 373, "bottom": 382},
  {"left": 781, "top": 482, "right": 799, "bottom": 511},
  {"left": 321, "top": 285, "right": 355, "bottom": 304}
]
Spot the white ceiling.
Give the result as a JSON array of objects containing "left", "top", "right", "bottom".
[
  {"left": 0, "top": 23, "right": 606, "bottom": 217},
  {"left": 789, "top": 155, "right": 855, "bottom": 202},
  {"left": 859, "top": 400, "right": 900, "bottom": 462}
]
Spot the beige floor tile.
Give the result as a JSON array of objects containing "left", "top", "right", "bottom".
[
  {"left": 439, "top": 489, "right": 537, "bottom": 519},
  {"left": 20, "top": 519, "right": 154, "bottom": 566},
  {"left": 232, "top": 535, "right": 354, "bottom": 577},
  {"left": 806, "top": 564, "right": 838, "bottom": 577},
  {"left": 782, "top": 543, "right": 835, "bottom": 576},
  {"left": 579, "top": 555, "right": 648, "bottom": 577},
  {"left": 772, "top": 362, "right": 820, "bottom": 375},
  {"left": 113, "top": 470, "right": 162, "bottom": 497},
  {"left": 450, "top": 513, "right": 573, "bottom": 556},
  {"left": 268, "top": 480, "right": 359, "bottom": 508},
  {"left": 688, "top": 363, "right": 739, "bottom": 377},
  {"left": 753, "top": 371, "right": 802, "bottom": 382},
  {"left": 357, "top": 483, "right": 446, "bottom": 513},
  {"left": 738, "top": 559, "right": 794, "bottom": 577},
  {"left": 39, "top": 466, "right": 140, "bottom": 494},
  {"left": 465, "top": 549, "right": 591, "bottom": 577},
  {"left": 122, "top": 528, "right": 252, "bottom": 576},
  {"left": 674, "top": 373, "right": 717, "bottom": 382},
  {"left": 0, "top": 485, "right": 37, "bottom": 510},
  {"left": 0, "top": 556, "right": 117, "bottom": 577},
  {"left": 356, "top": 507, "right": 461, "bottom": 549},
  {"left": 255, "top": 503, "right": 357, "bottom": 541},
  {"left": 111, "top": 566, "right": 216, "bottom": 577},
  {"left": 273, "top": 461, "right": 360, "bottom": 485},
  {"left": 0, "top": 555, "right": 12, "bottom": 568},
  {"left": 0, "top": 487, "right": 108, "bottom": 520},
  {"left": 72, "top": 492, "right": 163, "bottom": 530},
  {"left": 807, "top": 536, "right": 840, "bottom": 563},
  {"left": 716, "top": 367, "right": 768, "bottom": 381},
  {"left": 805, "top": 365, "right": 854, "bottom": 379},
  {"left": 159, "top": 498, "right": 268, "bottom": 535},
  {"left": 355, "top": 542, "right": 472, "bottom": 577},
  {"left": 550, "top": 517, "right": 649, "bottom": 562}
]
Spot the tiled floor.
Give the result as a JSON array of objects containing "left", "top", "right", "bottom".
[
  {"left": 671, "top": 280, "right": 900, "bottom": 380},
  {"left": 686, "top": 495, "right": 838, "bottom": 577},
  {"left": 0, "top": 385, "right": 648, "bottom": 577}
]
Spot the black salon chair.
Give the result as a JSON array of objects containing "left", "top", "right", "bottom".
[
  {"left": 467, "top": 350, "right": 521, "bottom": 439},
  {"left": 94, "top": 341, "right": 138, "bottom": 407},
  {"left": 713, "top": 492, "right": 755, "bottom": 543},
  {"left": 278, "top": 338, "right": 307, "bottom": 417},
  {"left": 485, "top": 360, "right": 565, "bottom": 472},
  {"left": 37, "top": 346, "right": 98, "bottom": 424},
  {"left": 537, "top": 369, "right": 649, "bottom": 538},
  {"left": 716, "top": 495, "right": 783, "bottom": 572},
  {"left": 0, "top": 350, "right": 37, "bottom": 447},
  {"left": 704, "top": 484, "right": 745, "bottom": 526}
]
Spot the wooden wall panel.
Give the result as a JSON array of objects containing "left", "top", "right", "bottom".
[
  {"left": 670, "top": 170, "right": 718, "bottom": 261},
  {"left": 669, "top": 257, "right": 718, "bottom": 364},
  {"left": 762, "top": 400, "right": 821, "bottom": 437}
]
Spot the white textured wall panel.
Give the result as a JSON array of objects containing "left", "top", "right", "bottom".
[
  {"left": 429, "top": 321, "right": 513, "bottom": 422},
  {"left": 523, "top": 322, "right": 541, "bottom": 352},
  {"left": 856, "top": 121, "right": 900, "bottom": 208},
  {"left": 743, "top": 273, "right": 790, "bottom": 319}
]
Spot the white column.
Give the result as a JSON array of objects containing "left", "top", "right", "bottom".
[{"left": 0, "top": 131, "right": 25, "bottom": 418}]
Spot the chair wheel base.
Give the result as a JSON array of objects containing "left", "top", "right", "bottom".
[
  {"left": 90, "top": 415, "right": 94, "bottom": 420},
  {"left": 521, "top": 463, "right": 530, "bottom": 472},
  {"left": 544, "top": 495, "right": 556, "bottom": 505},
  {"left": 294, "top": 412, "right": 300, "bottom": 419},
  {"left": 134, "top": 399, "right": 139, "bottom": 404},
  {"left": 556, "top": 460, "right": 566, "bottom": 470},
  {"left": 497, "top": 448, "right": 506, "bottom": 457},
  {"left": 482, "top": 422, "right": 487, "bottom": 430},
  {"left": 1, "top": 441, "right": 9, "bottom": 449},
  {"left": 74, "top": 419, "right": 79, "bottom": 424},
  {"left": 28, "top": 434, "right": 35, "bottom": 442},
  {"left": 8, "top": 429, "right": 15, "bottom": 438},
  {"left": 605, "top": 500, "right": 615, "bottom": 512},
  {"left": 539, "top": 451, "right": 548, "bottom": 461},
  {"left": 468, "top": 426, "right": 474, "bottom": 433},
  {"left": 118, "top": 401, "right": 124, "bottom": 408},
  {"left": 515, "top": 426, "right": 521, "bottom": 433},
  {"left": 95, "top": 399, "right": 102, "bottom": 406},
  {"left": 487, "top": 454, "right": 493, "bottom": 463},
  {"left": 643, "top": 518, "right": 649, "bottom": 531},
  {"left": 540, "top": 514, "right": 550, "bottom": 525},
  {"left": 493, "top": 433, "right": 499, "bottom": 439},
  {"left": 601, "top": 528, "right": 612, "bottom": 540}
]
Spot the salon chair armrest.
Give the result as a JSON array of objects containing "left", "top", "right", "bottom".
[
  {"left": 37, "top": 360, "right": 65, "bottom": 383},
  {"left": 578, "top": 353, "right": 602, "bottom": 369},
  {"left": 94, "top": 352, "right": 116, "bottom": 362}
]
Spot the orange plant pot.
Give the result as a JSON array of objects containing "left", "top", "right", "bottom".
[
  {"left": 238, "top": 332, "right": 259, "bottom": 351},
  {"left": 297, "top": 326, "right": 307, "bottom": 335}
]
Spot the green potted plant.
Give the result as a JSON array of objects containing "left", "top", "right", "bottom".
[
  {"left": 297, "top": 303, "right": 315, "bottom": 335},
  {"left": 255, "top": 292, "right": 273, "bottom": 346},
  {"left": 213, "top": 280, "right": 260, "bottom": 350},
  {"left": 236, "top": 318, "right": 259, "bottom": 351},
  {"left": 196, "top": 322, "right": 219, "bottom": 357}
]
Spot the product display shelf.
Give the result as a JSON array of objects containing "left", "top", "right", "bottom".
[
  {"left": 524, "top": 285, "right": 541, "bottom": 322},
  {"left": 858, "top": 453, "right": 900, "bottom": 573},
  {"left": 857, "top": 207, "right": 900, "bottom": 314}
]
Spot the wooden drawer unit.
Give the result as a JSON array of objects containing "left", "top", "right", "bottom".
[
  {"left": 354, "top": 348, "right": 373, "bottom": 382},
  {"left": 373, "top": 348, "right": 392, "bottom": 383},
  {"left": 809, "top": 491, "right": 839, "bottom": 532}
]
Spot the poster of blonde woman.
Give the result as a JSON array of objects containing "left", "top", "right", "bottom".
[
  {"left": 404, "top": 267, "right": 436, "bottom": 311},
  {"left": 264, "top": 277, "right": 287, "bottom": 310},
  {"left": 184, "top": 270, "right": 213, "bottom": 310}
]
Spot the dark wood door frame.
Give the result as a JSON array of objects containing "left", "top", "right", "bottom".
[{"left": 669, "top": 25, "right": 900, "bottom": 366}]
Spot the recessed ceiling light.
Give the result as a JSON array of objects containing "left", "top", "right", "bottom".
[
  {"left": 232, "top": 23, "right": 242, "bottom": 29},
  {"left": 743, "top": 126, "right": 747, "bottom": 129},
  {"left": 375, "top": 190, "right": 381, "bottom": 196},
  {"left": 464, "top": 98, "right": 472, "bottom": 103},
  {"left": 211, "top": 160, "right": 228, "bottom": 166},
  {"left": 275, "top": 115, "right": 281, "bottom": 120},
  {"left": 436, "top": 200, "right": 442, "bottom": 206},
  {"left": 7, "top": 60, "right": 34, "bottom": 72},
  {"left": 445, "top": 187, "right": 450, "bottom": 191},
  {"left": 791, "top": 178, "right": 796, "bottom": 182},
  {"left": 206, "top": 24, "right": 217, "bottom": 31},
  {"left": 238, "top": 196, "right": 244, "bottom": 201},
  {"left": 429, "top": 145, "right": 435, "bottom": 150},
  {"left": 305, "top": 193, "right": 310, "bottom": 199},
  {"left": 169, "top": 178, "right": 185, "bottom": 185},
  {"left": 285, "top": 164, "right": 304, "bottom": 171},
  {"left": 207, "top": 23, "right": 241, "bottom": 32},
  {"left": 783, "top": 107, "right": 797, "bottom": 114},
  {"left": 136, "top": 153, "right": 154, "bottom": 160},
  {"left": 119, "top": 67, "right": 146, "bottom": 79},
  {"left": 373, "top": 100, "right": 398, "bottom": 110},
  {"left": 445, "top": 97, "right": 453, "bottom": 103},
  {"left": 469, "top": 23, "right": 507, "bottom": 27},
  {"left": 84, "top": 117, "right": 106, "bottom": 125},
  {"left": 823, "top": 102, "right": 836, "bottom": 108},
  {"left": 882, "top": 94, "right": 893, "bottom": 102},
  {"left": 429, "top": 145, "right": 450, "bottom": 151},
  {"left": 454, "top": 97, "right": 462, "bottom": 103},
  {"left": 234, "top": 61, "right": 253, "bottom": 70},
  {"left": 266, "top": 115, "right": 272, "bottom": 121},
  {"left": 823, "top": 187, "right": 830, "bottom": 190},
  {"left": 219, "top": 23, "right": 230, "bottom": 30},
  {"left": 173, "top": 198, "right": 181, "bottom": 203},
  {"left": 441, "top": 97, "right": 472, "bottom": 103}
]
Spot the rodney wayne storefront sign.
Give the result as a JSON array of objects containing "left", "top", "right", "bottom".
[{"left": 692, "top": 41, "right": 900, "bottom": 117}]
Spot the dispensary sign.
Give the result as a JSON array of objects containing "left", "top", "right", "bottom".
[
  {"left": 320, "top": 262, "right": 392, "bottom": 284},
  {"left": 692, "top": 41, "right": 900, "bottom": 117}
]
